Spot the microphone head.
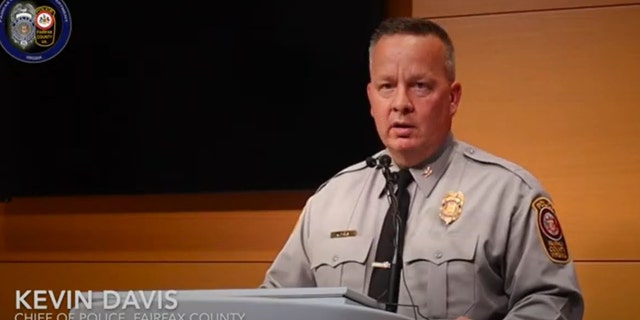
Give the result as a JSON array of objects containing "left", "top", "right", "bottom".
[
  {"left": 365, "top": 157, "right": 377, "bottom": 168},
  {"left": 378, "top": 155, "right": 392, "bottom": 167}
]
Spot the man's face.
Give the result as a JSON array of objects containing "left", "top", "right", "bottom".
[{"left": 367, "top": 34, "right": 461, "bottom": 167}]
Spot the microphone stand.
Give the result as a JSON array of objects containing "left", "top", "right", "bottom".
[
  {"left": 387, "top": 207, "right": 403, "bottom": 312},
  {"left": 376, "top": 155, "right": 402, "bottom": 312}
]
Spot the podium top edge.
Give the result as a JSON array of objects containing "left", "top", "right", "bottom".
[{"left": 81, "top": 287, "right": 381, "bottom": 308}]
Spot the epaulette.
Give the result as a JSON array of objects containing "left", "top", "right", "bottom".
[{"left": 459, "top": 142, "right": 540, "bottom": 190}]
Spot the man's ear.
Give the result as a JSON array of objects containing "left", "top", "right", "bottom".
[
  {"left": 367, "top": 82, "right": 374, "bottom": 117},
  {"left": 449, "top": 81, "right": 462, "bottom": 116}
]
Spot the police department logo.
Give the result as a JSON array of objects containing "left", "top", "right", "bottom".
[
  {"left": 0, "top": 0, "right": 71, "bottom": 63},
  {"left": 539, "top": 209, "right": 562, "bottom": 241},
  {"left": 532, "top": 196, "right": 570, "bottom": 264}
]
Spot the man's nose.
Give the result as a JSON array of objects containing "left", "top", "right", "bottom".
[{"left": 391, "top": 88, "right": 413, "bottom": 113}]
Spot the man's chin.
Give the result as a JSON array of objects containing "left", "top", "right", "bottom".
[{"left": 388, "top": 138, "right": 418, "bottom": 151}]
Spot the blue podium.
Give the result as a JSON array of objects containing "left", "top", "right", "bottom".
[{"left": 69, "top": 287, "right": 413, "bottom": 320}]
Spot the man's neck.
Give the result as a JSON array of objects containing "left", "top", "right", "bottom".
[{"left": 391, "top": 133, "right": 454, "bottom": 169}]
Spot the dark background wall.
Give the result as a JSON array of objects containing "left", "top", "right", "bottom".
[{"left": 0, "top": 0, "right": 385, "bottom": 197}]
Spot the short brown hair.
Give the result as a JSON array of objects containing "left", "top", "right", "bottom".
[{"left": 369, "top": 17, "right": 456, "bottom": 81}]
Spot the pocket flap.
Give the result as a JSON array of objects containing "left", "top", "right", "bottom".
[
  {"left": 310, "top": 235, "right": 373, "bottom": 269},
  {"left": 405, "top": 234, "right": 478, "bottom": 266}
]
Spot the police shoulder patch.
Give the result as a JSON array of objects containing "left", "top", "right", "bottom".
[{"left": 532, "top": 196, "right": 570, "bottom": 264}]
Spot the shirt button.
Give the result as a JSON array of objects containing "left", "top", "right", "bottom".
[
  {"left": 332, "top": 255, "right": 339, "bottom": 262},
  {"left": 467, "top": 148, "right": 475, "bottom": 154},
  {"left": 434, "top": 250, "right": 443, "bottom": 259}
]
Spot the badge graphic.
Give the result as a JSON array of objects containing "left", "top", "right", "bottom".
[
  {"left": 440, "top": 191, "right": 464, "bottom": 225},
  {"left": 0, "top": 0, "right": 71, "bottom": 63},
  {"left": 532, "top": 196, "right": 570, "bottom": 264}
]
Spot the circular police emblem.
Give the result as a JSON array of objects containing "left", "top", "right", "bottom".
[
  {"left": 539, "top": 208, "right": 563, "bottom": 241},
  {"left": 0, "top": 0, "right": 71, "bottom": 63}
]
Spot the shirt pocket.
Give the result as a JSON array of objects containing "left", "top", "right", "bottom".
[
  {"left": 404, "top": 234, "right": 478, "bottom": 319},
  {"left": 309, "top": 235, "right": 373, "bottom": 289}
]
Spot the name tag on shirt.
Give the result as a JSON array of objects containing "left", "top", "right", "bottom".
[{"left": 330, "top": 230, "right": 357, "bottom": 238}]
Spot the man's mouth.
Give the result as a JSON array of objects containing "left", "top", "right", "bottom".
[
  {"left": 390, "top": 122, "right": 414, "bottom": 136},
  {"left": 392, "top": 123, "right": 413, "bottom": 129}
]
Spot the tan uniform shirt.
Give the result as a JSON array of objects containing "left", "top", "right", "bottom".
[{"left": 260, "top": 136, "right": 584, "bottom": 320}]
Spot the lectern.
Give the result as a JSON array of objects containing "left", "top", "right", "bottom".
[{"left": 69, "top": 287, "right": 413, "bottom": 320}]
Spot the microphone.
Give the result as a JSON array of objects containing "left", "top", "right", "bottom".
[
  {"left": 365, "top": 156, "right": 377, "bottom": 168},
  {"left": 378, "top": 154, "right": 391, "bottom": 166},
  {"left": 376, "top": 154, "right": 398, "bottom": 199},
  {"left": 366, "top": 154, "right": 396, "bottom": 176}
]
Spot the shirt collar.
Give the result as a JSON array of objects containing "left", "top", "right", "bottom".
[{"left": 377, "top": 133, "right": 456, "bottom": 198}]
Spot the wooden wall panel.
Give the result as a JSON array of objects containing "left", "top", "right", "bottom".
[
  {"left": 431, "top": 6, "right": 640, "bottom": 260},
  {"left": 413, "top": 0, "right": 639, "bottom": 18},
  {"left": 575, "top": 262, "right": 640, "bottom": 319},
  {"left": 0, "top": 193, "right": 304, "bottom": 262},
  {"left": 0, "top": 209, "right": 299, "bottom": 262}
]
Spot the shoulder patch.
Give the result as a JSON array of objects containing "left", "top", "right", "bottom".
[{"left": 532, "top": 196, "right": 570, "bottom": 264}]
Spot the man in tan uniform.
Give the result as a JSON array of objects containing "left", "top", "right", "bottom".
[{"left": 260, "top": 17, "right": 584, "bottom": 320}]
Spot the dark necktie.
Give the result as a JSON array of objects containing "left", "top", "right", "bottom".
[{"left": 368, "top": 169, "right": 414, "bottom": 308}]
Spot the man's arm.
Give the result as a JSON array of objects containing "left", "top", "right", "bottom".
[
  {"left": 503, "top": 188, "right": 584, "bottom": 320},
  {"left": 260, "top": 203, "right": 316, "bottom": 288}
]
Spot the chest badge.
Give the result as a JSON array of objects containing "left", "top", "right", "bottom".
[{"left": 440, "top": 191, "right": 464, "bottom": 225}]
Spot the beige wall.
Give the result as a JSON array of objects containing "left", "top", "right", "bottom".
[{"left": 1, "top": 1, "right": 639, "bottom": 319}]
